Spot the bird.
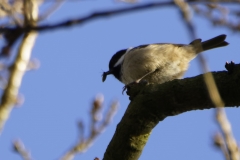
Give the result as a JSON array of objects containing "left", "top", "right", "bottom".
[{"left": 102, "top": 34, "right": 228, "bottom": 90}]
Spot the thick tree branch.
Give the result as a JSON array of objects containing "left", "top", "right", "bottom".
[{"left": 103, "top": 64, "right": 240, "bottom": 160}]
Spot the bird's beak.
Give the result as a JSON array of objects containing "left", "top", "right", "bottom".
[{"left": 102, "top": 70, "right": 113, "bottom": 82}]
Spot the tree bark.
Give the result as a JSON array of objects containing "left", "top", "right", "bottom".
[{"left": 103, "top": 64, "right": 240, "bottom": 160}]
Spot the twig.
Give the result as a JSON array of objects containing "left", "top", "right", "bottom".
[
  {"left": 13, "top": 139, "right": 32, "bottom": 160},
  {"left": 61, "top": 95, "right": 118, "bottom": 160},
  {"left": 174, "top": 0, "right": 191, "bottom": 21},
  {"left": 174, "top": 0, "right": 197, "bottom": 39},
  {"left": 198, "top": 56, "right": 225, "bottom": 107},
  {"left": 192, "top": 3, "right": 240, "bottom": 32},
  {"left": 0, "top": 0, "right": 39, "bottom": 133},
  {"left": 214, "top": 133, "right": 231, "bottom": 160},
  {"left": 38, "top": 0, "right": 65, "bottom": 21},
  {"left": 216, "top": 109, "right": 240, "bottom": 160},
  {"left": 0, "top": 0, "right": 23, "bottom": 26}
]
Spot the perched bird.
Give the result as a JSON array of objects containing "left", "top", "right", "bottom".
[{"left": 102, "top": 34, "right": 228, "bottom": 89}]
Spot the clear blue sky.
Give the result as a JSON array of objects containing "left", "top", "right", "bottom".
[{"left": 1, "top": 1, "right": 240, "bottom": 160}]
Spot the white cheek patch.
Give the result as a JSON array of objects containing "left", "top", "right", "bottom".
[
  {"left": 114, "top": 54, "right": 125, "bottom": 67},
  {"left": 113, "top": 47, "right": 133, "bottom": 67}
]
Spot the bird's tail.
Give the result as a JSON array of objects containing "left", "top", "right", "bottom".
[
  {"left": 201, "top": 34, "right": 229, "bottom": 51},
  {"left": 190, "top": 34, "right": 229, "bottom": 52}
]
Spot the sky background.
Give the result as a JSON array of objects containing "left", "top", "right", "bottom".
[{"left": 1, "top": 0, "right": 240, "bottom": 160}]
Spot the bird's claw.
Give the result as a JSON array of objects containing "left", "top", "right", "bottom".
[
  {"left": 122, "top": 80, "right": 148, "bottom": 95},
  {"left": 122, "top": 86, "right": 127, "bottom": 94},
  {"left": 122, "top": 82, "right": 137, "bottom": 94}
]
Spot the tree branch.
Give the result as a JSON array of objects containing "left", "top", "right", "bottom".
[
  {"left": 0, "top": 0, "right": 38, "bottom": 133},
  {"left": 0, "top": 0, "right": 239, "bottom": 34},
  {"left": 216, "top": 109, "right": 240, "bottom": 160},
  {"left": 103, "top": 64, "right": 240, "bottom": 160}
]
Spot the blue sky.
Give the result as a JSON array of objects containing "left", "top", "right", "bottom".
[{"left": 1, "top": 1, "right": 240, "bottom": 160}]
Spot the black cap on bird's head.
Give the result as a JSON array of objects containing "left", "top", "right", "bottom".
[{"left": 102, "top": 49, "right": 127, "bottom": 82}]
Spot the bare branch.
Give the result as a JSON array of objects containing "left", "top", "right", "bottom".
[
  {"left": 0, "top": 0, "right": 23, "bottom": 25},
  {"left": 38, "top": 0, "right": 65, "bottom": 21},
  {"left": 174, "top": 0, "right": 191, "bottom": 21},
  {"left": 177, "top": 4, "right": 237, "bottom": 160},
  {"left": 61, "top": 95, "right": 118, "bottom": 160},
  {"left": 216, "top": 109, "right": 240, "bottom": 160},
  {"left": 13, "top": 139, "right": 32, "bottom": 160},
  {"left": 192, "top": 3, "right": 240, "bottom": 32},
  {"left": 26, "top": 58, "right": 41, "bottom": 71},
  {"left": 0, "top": 0, "right": 239, "bottom": 34},
  {"left": 214, "top": 133, "right": 231, "bottom": 160},
  {"left": 175, "top": 0, "right": 224, "bottom": 112},
  {"left": 28, "top": 0, "right": 240, "bottom": 32},
  {"left": 188, "top": 4, "right": 239, "bottom": 158},
  {"left": 0, "top": 0, "right": 39, "bottom": 133},
  {"left": 199, "top": 57, "right": 225, "bottom": 107}
]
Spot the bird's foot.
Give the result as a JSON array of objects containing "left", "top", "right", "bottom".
[{"left": 122, "top": 79, "right": 148, "bottom": 95}]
